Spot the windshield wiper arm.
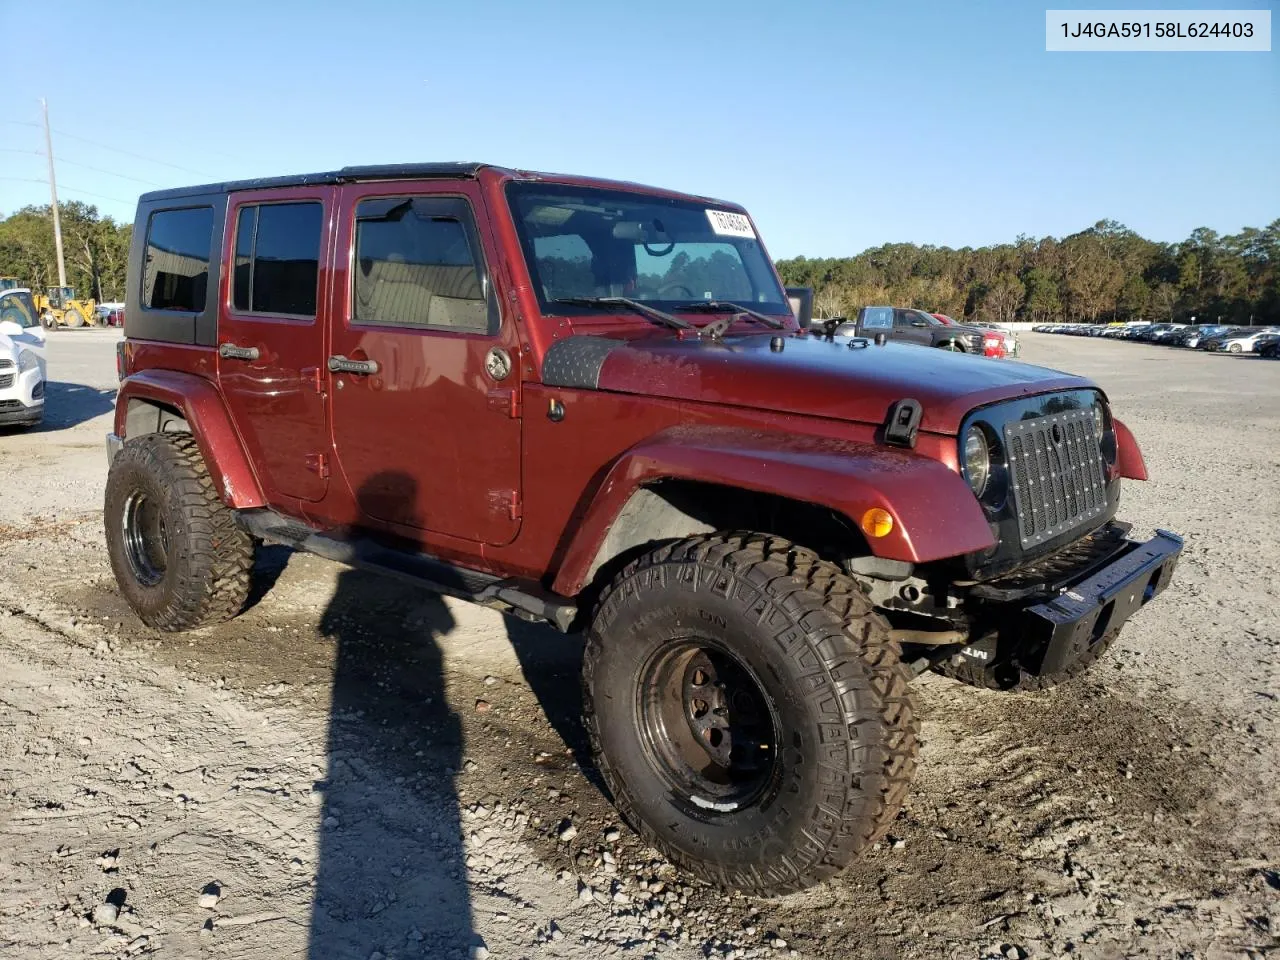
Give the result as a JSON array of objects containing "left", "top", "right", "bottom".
[
  {"left": 674, "top": 301, "right": 785, "bottom": 329},
  {"left": 551, "top": 296, "right": 693, "bottom": 331}
]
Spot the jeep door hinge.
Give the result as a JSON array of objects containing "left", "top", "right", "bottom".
[
  {"left": 301, "top": 366, "right": 325, "bottom": 394},
  {"left": 487, "top": 388, "right": 521, "bottom": 419},
  {"left": 305, "top": 453, "right": 330, "bottom": 478}
]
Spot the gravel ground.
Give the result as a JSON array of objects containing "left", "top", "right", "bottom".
[{"left": 0, "top": 329, "right": 1276, "bottom": 960}]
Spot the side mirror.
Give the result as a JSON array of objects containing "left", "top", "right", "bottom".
[{"left": 785, "top": 287, "right": 813, "bottom": 329}]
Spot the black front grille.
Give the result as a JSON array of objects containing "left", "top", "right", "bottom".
[
  {"left": 0, "top": 373, "right": 12, "bottom": 389},
  {"left": 0, "top": 358, "right": 13, "bottom": 370},
  {"left": 0, "top": 399, "right": 20, "bottom": 411},
  {"left": 1005, "top": 408, "right": 1108, "bottom": 549}
]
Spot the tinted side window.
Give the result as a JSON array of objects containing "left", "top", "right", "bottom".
[
  {"left": 353, "top": 197, "right": 487, "bottom": 331},
  {"left": 232, "top": 202, "right": 322, "bottom": 316},
  {"left": 143, "top": 206, "right": 213, "bottom": 311},
  {"left": 861, "top": 307, "right": 893, "bottom": 329}
]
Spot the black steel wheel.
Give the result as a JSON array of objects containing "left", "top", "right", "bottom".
[
  {"left": 637, "top": 640, "right": 780, "bottom": 814},
  {"left": 121, "top": 490, "right": 169, "bottom": 586}
]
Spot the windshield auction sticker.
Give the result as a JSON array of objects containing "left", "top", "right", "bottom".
[
  {"left": 705, "top": 210, "right": 756, "bottom": 239},
  {"left": 1046, "top": 9, "right": 1270, "bottom": 50}
]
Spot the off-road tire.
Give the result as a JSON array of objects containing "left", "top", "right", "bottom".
[
  {"left": 583, "top": 532, "right": 918, "bottom": 895},
  {"left": 63, "top": 308, "right": 86, "bottom": 328},
  {"left": 931, "top": 627, "right": 1121, "bottom": 692},
  {"left": 40, "top": 312, "right": 57, "bottom": 329},
  {"left": 105, "top": 433, "right": 254, "bottom": 631}
]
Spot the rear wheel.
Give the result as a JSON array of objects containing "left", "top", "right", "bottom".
[
  {"left": 584, "top": 533, "right": 918, "bottom": 894},
  {"left": 63, "top": 308, "right": 85, "bottom": 328},
  {"left": 105, "top": 433, "right": 255, "bottom": 631}
]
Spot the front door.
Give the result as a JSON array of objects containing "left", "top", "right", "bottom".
[
  {"left": 894, "top": 308, "right": 934, "bottom": 345},
  {"left": 326, "top": 181, "right": 522, "bottom": 547},
  {"left": 217, "top": 188, "right": 335, "bottom": 502}
]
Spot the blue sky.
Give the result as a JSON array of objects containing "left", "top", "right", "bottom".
[{"left": 2, "top": 0, "right": 1275, "bottom": 257}]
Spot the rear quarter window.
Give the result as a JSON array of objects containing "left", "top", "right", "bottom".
[{"left": 142, "top": 206, "right": 214, "bottom": 312}]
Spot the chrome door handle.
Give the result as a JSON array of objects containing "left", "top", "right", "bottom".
[
  {"left": 218, "top": 343, "right": 260, "bottom": 361},
  {"left": 327, "top": 355, "right": 379, "bottom": 375}
]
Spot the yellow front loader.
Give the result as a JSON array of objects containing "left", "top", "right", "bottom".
[{"left": 34, "top": 285, "right": 98, "bottom": 328}]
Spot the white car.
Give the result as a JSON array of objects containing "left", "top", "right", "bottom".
[
  {"left": 1219, "top": 328, "right": 1280, "bottom": 353},
  {"left": 0, "top": 288, "right": 47, "bottom": 428}
]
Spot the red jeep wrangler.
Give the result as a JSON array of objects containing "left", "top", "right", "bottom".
[{"left": 106, "top": 163, "right": 1182, "bottom": 894}]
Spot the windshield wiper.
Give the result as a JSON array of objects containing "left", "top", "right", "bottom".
[
  {"left": 673, "top": 301, "right": 785, "bottom": 330},
  {"left": 551, "top": 296, "right": 693, "bottom": 331}
]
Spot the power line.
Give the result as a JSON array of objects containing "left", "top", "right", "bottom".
[
  {"left": 1, "top": 119, "right": 218, "bottom": 178},
  {"left": 0, "top": 176, "right": 134, "bottom": 205},
  {"left": 50, "top": 128, "right": 218, "bottom": 179},
  {"left": 0, "top": 147, "right": 165, "bottom": 186},
  {"left": 3, "top": 119, "right": 224, "bottom": 180}
]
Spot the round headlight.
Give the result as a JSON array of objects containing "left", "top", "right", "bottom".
[{"left": 962, "top": 426, "right": 990, "bottom": 497}]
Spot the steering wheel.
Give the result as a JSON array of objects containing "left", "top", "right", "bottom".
[
  {"left": 643, "top": 240, "right": 675, "bottom": 257},
  {"left": 657, "top": 282, "right": 694, "bottom": 298}
]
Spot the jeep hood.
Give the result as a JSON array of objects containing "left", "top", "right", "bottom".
[{"left": 543, "top": 332, "right": 1094, "bottom": 435}]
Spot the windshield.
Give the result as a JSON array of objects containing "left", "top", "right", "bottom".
[
  {"left": 0, "top": 293, "right": 38, "bottom": 329},
  {"left": 506, "top": 182, "right": 788, "bottom": 319}
]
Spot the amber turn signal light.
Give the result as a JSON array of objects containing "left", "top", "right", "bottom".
[{"left": 860, "top": 508, "right": 894, "bottom": 538}]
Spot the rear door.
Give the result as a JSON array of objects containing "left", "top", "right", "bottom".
[
  {"left": 217, "top": 187, "right": 335, "bottom": 503},
  {"left": 858, "top": 306, "right": 894, "bottom": 339},
  {"left": 326, "top": 180, "right": 523, "bottom": 546}
]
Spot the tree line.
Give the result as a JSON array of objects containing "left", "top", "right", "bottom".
[
  {"left": 777, "top": 219, "right": 1280, "bottom": 326},
  {"left": 0, "top": 202, "right": 132, "bottom": 303}
]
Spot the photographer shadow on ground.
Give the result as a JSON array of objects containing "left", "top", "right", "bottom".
[{"left": 308, "top": 472, "right": 477, "bottom": 960}]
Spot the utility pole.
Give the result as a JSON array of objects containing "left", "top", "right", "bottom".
[{"left": 40, "top": 98, "right": 67, "bottom": 289}]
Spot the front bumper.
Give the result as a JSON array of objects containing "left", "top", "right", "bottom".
[
  {"left": 1021, "top": 529, "right": 1183, "bottom": 674},
  {"left": 0, "top": 398, "right": 43, "bottom": 426}
]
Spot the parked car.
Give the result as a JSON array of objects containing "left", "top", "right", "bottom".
[
  {"left": 1218, "top": 328, "right": 1280, "bottom": 353},
  {"left": 0, "top": 288, "right": 47, "bottom": 428},
  {"left": 105, "top": 162, "right": 1183, "bottom": 895},
  {"left": 96, "top": 302, "right": 127, "bottom": 327},
  {"left": 1198, "top": 328, "right": 1252, "bottom": 351},
  {"left": 836, "top": 306, "right": 988, "bottom": 351},
  {"left": 1258, "top": 337, "right": 1280, "bottom": 359},
  {"left": 970, "top": 322, "right": 1018, "bottom": 357}
]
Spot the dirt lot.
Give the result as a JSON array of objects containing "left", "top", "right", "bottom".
[{"left": 1, "top": 329, "right": 1277, "bottom": 960}]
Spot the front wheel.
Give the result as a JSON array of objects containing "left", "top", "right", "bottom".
[
  {"left": 40, "top": 312, "right": 57, "bottom": 329},
  {"left": 584, "top": 533, "right": 918, "bottom": 895},
  {"left": 105, "top": 433, "right": 255, "bottom": 631},
  {"left": 1228, "top": 343, "right": 1243, "bottom": 354}
]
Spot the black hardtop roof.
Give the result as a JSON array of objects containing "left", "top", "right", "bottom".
[
  {"left": 137, "top": 162, "right": 738, "bottom": 208},
  {"left": 139, "top": 162, "right": 490, "bottom": 202}
]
